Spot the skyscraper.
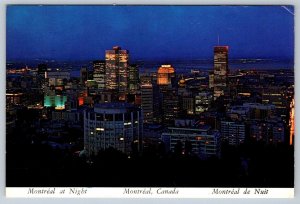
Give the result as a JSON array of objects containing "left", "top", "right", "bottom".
[
  {"left": 157, "top": 64, "right": 178, "bottom": 125},
  {"left": 157, "top": 64, "right": 175, "bottom": 86},
  {"left": 93, "top": 60, "right": 106, "bottom": 90},
  {"left": 80, "top": 67, "right": 88, "bottom": 85},
  {"left": 221, "top": 121, "right": 245, "bottom": 146},
  {"left": 105, "top": 46, "right": 129, "bottom": 92},
  {"left": 213, "top": 46, "right": 229, "bottom": 99},
  {"left": 141, "top": 83, "right": 154, "bottom": 124},
  {"left": 37, "top": 64, "right": 47, "bottom": 76},
  {"left": 128, "top": 64, "right": 139, "bottom": 93}
]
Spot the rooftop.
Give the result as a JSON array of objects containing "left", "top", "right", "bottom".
[{"left": 94, "top": 102, "right": 135, "bottom": 109}]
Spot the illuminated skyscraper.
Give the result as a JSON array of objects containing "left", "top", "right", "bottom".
[
  {"left": 157, "top": 64, "right": 178, "bottom": 125},
  {"left": 93, "top": 60, "right": 106, "bottom": 90},
  {"left": 44, "top": 90, "right": 67, "bottom": 110},
  {"left": 213, "top": 46, "right": 229, "bottom": 99},
  {"left": 105, "top": 46, "right": 129, "bottom": 92},
  {"left": 157, "top": 65, "right": 175, "bottom": 86}
]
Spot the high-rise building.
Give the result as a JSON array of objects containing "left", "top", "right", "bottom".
[
  {"left": 128, "top": 64, "right": 139, "bottom": 93},
  {"left": 93, "top": 60, "right": 106, "bottom": 90},
  {"left": 37, "top": 64, "right": 48, "bottom": 90},
  {"left": 220, "top": 121, "right": 245, "bottom": 146},
  {"left": 195, "top": 92, "right": 213, "bottom": 114},
  {"left": 84, "top": 103, "right": 143, "bottom": 155},
  {"left": 80, "top": 67, "right": 88, "bottom": 85},
  {"left": 37, "top": 64, "right": 47, "bottom": 77},
  {"left": 181, "top": 96, "right": 195, "bottom": 115},
  {"left": 44, "top": 90, "right": 67, "bottom": 110},
  {"left": 157, "top": 64, "right": 175, "bottom": 86},
  {"left": 45, "top": 71, "right": 70, "bottom": 86},
  {"left": 249, "top": 120, "right": 285, "bottom": 144},
  {"left": 162, "top": 89, "right": 179, "bottom": 125},
  {"left": 140, "top": 74, "right": 161, "bottom": 123},
  {"left": 141, "top": 83, "right": 154, "bottom": 124},
  {"left": 213, "top": 46, "right": 229, "bottom": 99},
  {"left": 105, "top": 46, "right": 129, "bottom": 92},
  {"left": 209, "top": 71, "right": 214, "bottom": 89},
  {"left": 157, "top": 65, "right": 178, "bottom": 125}
]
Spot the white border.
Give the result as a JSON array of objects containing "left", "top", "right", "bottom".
[
  {"left": 5, "top": 188, "right": 294, "bottom": 198},
  {"left": 1, "top": 0, "right": 299, "bottom": 203}
]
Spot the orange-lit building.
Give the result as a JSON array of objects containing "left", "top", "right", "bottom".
[
  {"left": 105, "top": 46, "right": 129, "bottom": 92},
  {"left": 157, "top": 65, "right": 175, "bottom": 86},
  {"left": 157, "top": 64, "right": 178, "bottom": 125},
  {"left": 6, "top": 93, "right": 23, "bottom": 105}
]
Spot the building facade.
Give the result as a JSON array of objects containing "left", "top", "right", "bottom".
[
  {"left": 220, "top": 121, "right": 245, "bottom": 146},
  {"left": 213, "top": 46, "right": 229, "bottom": 99},
  {"left": 84, "top": 103, "right": 143, "bottom": 155},
  {"left": 157, "top": 64, "right": 175, "bottom": 86},
  {"left": 161, "top": 126, "right": 221, "bottom": 159},
  {"left": 105, "top": 46, "right": 129, "bottom": 92},
  {"left": 141, "top": 83, "right": 154, "bottom": 124},
  {"left": 128, "top": 64, "right": 139, "bottom": 93},
  {"left": 93, "top": 60, "right": 106, "bottom": 90},
  {"left": 195, "top": 92, "right": 213, "bottom": 114}
]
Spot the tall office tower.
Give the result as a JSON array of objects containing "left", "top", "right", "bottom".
[
  {"left": 105, "top": 46, "right": 129, "bottom": 92},
  {"left": 213, "top": 46, "right": 229, "bottom": 100},
  {"left": 45, "top": 71, "right": 70, "bottom": 86},
  {"left": 80, "top": 67, "right": 88, "bottom": 85},
  {"left": 37, "top": 64, "right": 48, "bottom": 90},
  {"left": 37, "top": 64, "right": 47, "bottom": 76},
  {"left": 157, "top": 64, "right": 175, "bottom": 86},
  {"left": 141, "top": 83, "right": 154, "bottom": 124},
  {"left": 44, "top": 90, "right": 67, "bottom": 110},
  {"left": 93, "top": 60, "right": 106, "bottom": 90},
  {"left": 140, "top": 74, "right": 161, "bottom": 123},
  {"left": 157, "top": 64, "right": 178, "bottom": 125},
  {"left": 195, "top": 92, "right": 213, "bottom": 114},
  {"left": 128, "top": 64, "right": 139, "bottom": 93},
  {"left": 209, "top": 71, "right": 214, "bottom": 89}
]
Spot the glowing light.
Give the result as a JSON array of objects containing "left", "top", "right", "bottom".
[
  {"left": 157, "top": 65, "right": 175, "bottom": 85},
  {"left": 78, "top": 97, "right": 84, "bottom": 106},
  {"left": 289, "top": 98, "right": 294, "bottom": 145},
  {"left": 196, "top": 136, "right": 202, "bottom": 141},
  {"left": 44, "top": 95, "right": 67, "bottom": 110}
]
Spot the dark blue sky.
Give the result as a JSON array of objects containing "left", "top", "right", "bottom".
[{"left": 6, "top": 5, "right": 294, "bottom": 61}]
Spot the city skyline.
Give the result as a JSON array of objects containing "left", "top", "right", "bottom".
[
  {"left": 6, "top": 5, "right": 294, "bottom": 192},
  {"left": 7, "top": 5, "right": 294, "bottom": 61}
]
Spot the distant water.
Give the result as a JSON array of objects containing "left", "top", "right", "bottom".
[
  {"left": 138, "top": 59, "right": 294, "bottom": 74},
  {"left": 6, "top": 58, "right": 294, "bottom": 78}
]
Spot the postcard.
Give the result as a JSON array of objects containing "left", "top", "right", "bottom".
[{"left": 5, "top": 4, "right": 294, "bottom": 198}]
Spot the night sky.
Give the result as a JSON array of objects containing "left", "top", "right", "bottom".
[{"left": 6, "top": 5, "right": 294, "bottom": 61}]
